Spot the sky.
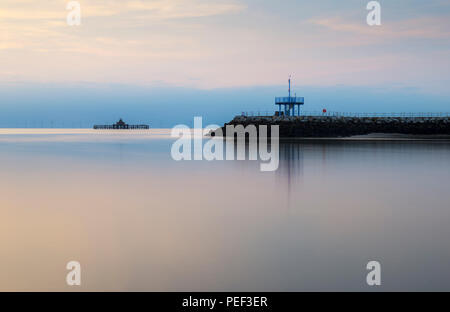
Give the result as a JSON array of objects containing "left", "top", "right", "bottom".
[{"left": 1, "top": 0, "right": 450, "bottom": 127}]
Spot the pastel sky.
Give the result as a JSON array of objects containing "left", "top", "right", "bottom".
[{"left": 1, "top": 0, "right": 450, "bottom": 126}]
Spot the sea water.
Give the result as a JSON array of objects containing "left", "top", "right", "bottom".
[{"left": 1, "top": 129, "right": 450, "bottom": 291}]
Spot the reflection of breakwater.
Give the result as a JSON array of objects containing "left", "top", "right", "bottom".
[{"left": 274, "top": 139, "right": 450, "bottom": 200}]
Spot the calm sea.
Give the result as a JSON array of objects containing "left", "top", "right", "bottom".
[{"left": 1, "top": 129, "right": 450, "bottom": 291}]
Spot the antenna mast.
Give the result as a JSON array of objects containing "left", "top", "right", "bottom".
[{"left": 288, "top": 75, "right": 291, "bottom": 99}]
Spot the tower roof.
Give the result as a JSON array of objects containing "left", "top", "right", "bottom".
[{"left": 115, "top": 119, "right": 127, "bottom": 126}]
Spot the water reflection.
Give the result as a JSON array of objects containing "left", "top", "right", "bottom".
[
  {"left": 276, "top": 139, "right": 450, "bottom": 201},
  {"left": 1, "top": 131, "right": 450, "bottom": 291},
  {"left": 277, "top": 142, "right": 305, "bottom": 203}
]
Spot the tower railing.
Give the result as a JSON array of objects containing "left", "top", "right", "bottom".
[
  {"left": 239, "top": 111, "right": 450, "bottom": 118},
  {"left": 275, "top": 97, "right": 305, "bottom": 104}
]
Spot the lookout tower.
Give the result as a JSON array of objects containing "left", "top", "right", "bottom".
[{"left": 275, "top": 77, "right": 304, "bottom": 116}]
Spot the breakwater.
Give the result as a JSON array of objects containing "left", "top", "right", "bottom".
[{"left": 216, "top": 115, "right": 450, "bottom": 138}]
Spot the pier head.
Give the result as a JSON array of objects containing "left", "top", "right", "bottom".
[{"left": 93, "top": 119, "right": 150, "bottom": 130}]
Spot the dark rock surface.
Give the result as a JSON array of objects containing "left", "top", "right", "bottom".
[{"left": 214, "top": 116, "right": 450, "bottom": 138}]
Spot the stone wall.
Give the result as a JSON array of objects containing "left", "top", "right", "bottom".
[{"left": 216, "top": 116, "right": 450, "bottom": 137}]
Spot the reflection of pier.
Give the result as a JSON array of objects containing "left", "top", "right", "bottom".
[
  {"left": 277, "top": 142, "right": 305, "bottom": 199},
  {"left": 276, "top": 142, "right": 332, "bottom": 204}
]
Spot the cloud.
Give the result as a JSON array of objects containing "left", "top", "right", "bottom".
[
  {"left": 125, "top": 0, "right": 245, "bottom": 19},
  {"left": 309, "top": 16, "right": 450, "bottom": 41},
  {"left": 0, "top": 0, "right": 449, "bottom": 92},
  {"left": 0, "top": 0, "right": 246, "bottom": 20},
  {"left": 0, "top": 0, "right": 246, "bottom": 55}
]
